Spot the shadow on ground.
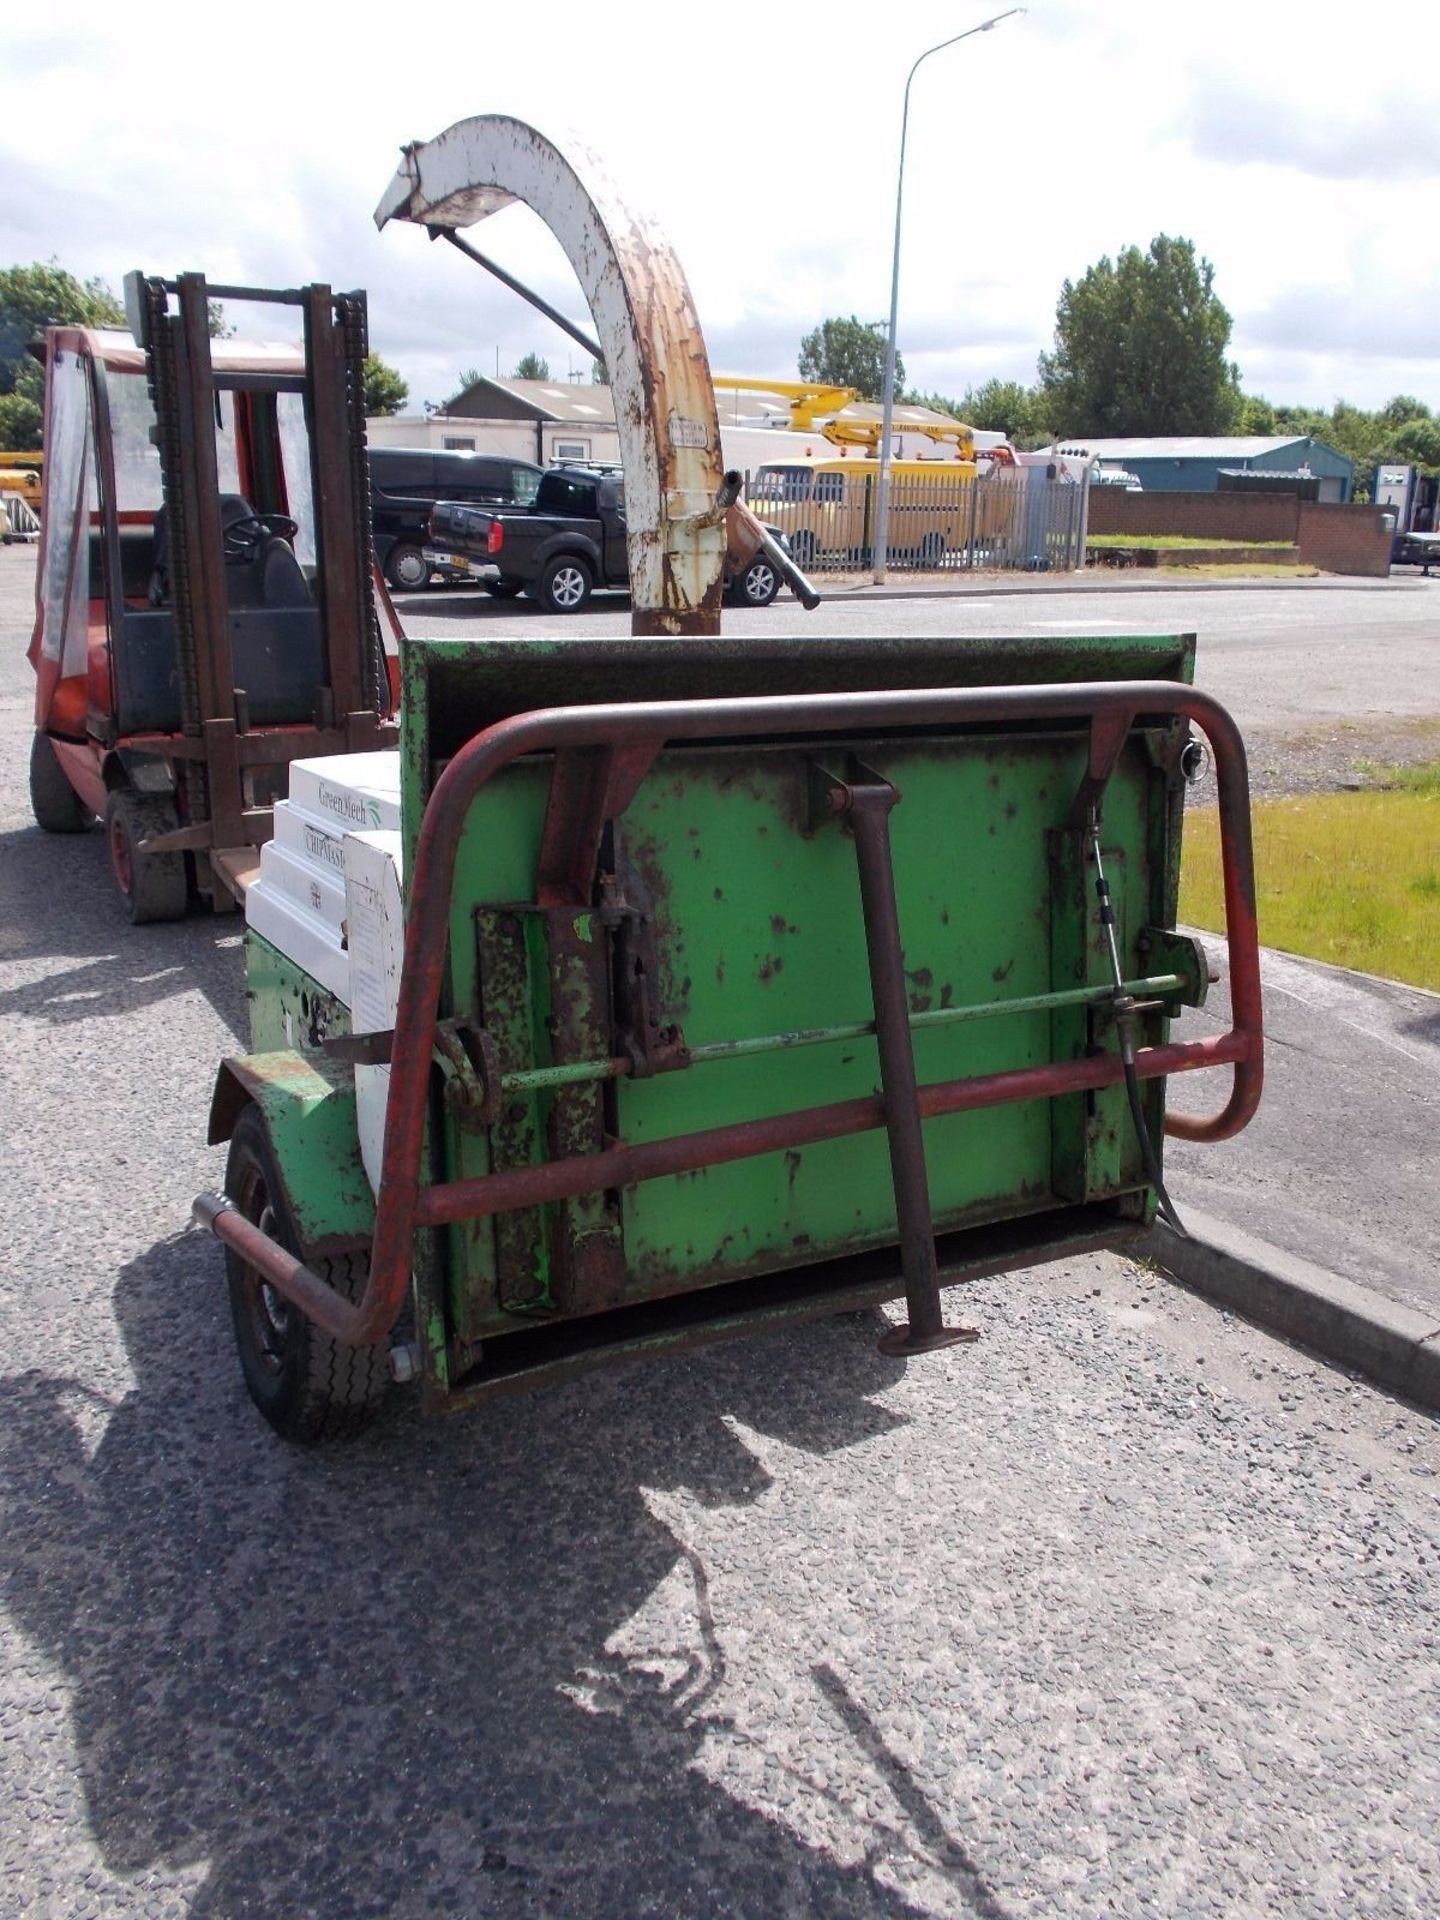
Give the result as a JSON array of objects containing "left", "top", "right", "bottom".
[
  {"left": 0, "top": 1230, "right": 1012, "bottom": 1918},
  {"left": 0, "top": 823, "right": 247, "bottom": 1041}
]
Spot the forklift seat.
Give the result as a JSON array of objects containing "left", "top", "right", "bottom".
[
  {"left": 146, "top": 490, "right": 315, "bottom": 621},
  {"left": 112, "top": 493, "right": 323, "bottom": 736}
]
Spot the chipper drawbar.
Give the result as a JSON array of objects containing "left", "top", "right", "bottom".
[{"left": 190, "top": 114, "right": 1263, "bottom": 1438}]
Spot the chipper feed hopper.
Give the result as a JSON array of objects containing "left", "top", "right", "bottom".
[{"left": 192, "top": 115, "right": 1263, "bottom": 1439}]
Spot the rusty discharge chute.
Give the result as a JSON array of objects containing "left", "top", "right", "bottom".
[{"left": 375, "top": 116, "right": 726, "bottom": 635}]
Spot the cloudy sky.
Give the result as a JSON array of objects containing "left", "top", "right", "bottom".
[{"left": 6, "top": 0, "right": 1437, "bottom": 416}]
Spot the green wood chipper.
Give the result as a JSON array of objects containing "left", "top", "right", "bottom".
[{"left": 192, "top": 116, "right": 1262, "bottom": 1439}]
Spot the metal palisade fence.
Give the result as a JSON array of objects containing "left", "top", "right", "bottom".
[{"left": 742, "top": 466, "right": 1087, "bottom": 574}]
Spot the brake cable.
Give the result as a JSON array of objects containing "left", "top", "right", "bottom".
[{"left": 1088, "top": 817, "right": 1187, "bottom": 1239}]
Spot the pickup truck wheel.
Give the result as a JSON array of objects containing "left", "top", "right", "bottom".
[
  {"left": 384, "top": 543, "right": 431, "bottom": 592},
  {"left": 484, "top": 574, "right": 524, "bottom": 599},
  {"left": 224, "top": 1105, "right": 389, "bottom": 1444},
  {"left": 29, "top": 732, "right": 93, "bottom": 833},
  {"left": 537, "top": 555, "right": 593, "bottom": 615},
  {"left": 105, "top": 790, "right": 187, "bottom": 923},
  {"left": 726, "top": 554, "right": 781, "bottom": 608}
]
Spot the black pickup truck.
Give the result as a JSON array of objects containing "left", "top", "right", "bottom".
[{"left": 428, "top": 464, "right": 785, "bottom": 613}]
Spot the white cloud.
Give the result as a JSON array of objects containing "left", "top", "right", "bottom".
[{"left": 3, "top": 0, "right": 1437, "bottom": 411}]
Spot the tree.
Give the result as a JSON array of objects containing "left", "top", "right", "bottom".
[
  {"left": 957, "top": 378, "right": 1049, "bottom": 444},
  {"left": 363, "top": 353, "right": 408, "bottom": 417},
  {"left": 1382, "top": 416, "right": 1440, "bottom": 472},
  {"left": 797, "top": 316, "right": 901, "bottom": 402},
  {"left": 901, "top": 388, "right": 965, "bottom": 419},
  {"left": 1378, "top": 395, "right": 1431, "bottom": 429},
  {"left": 454, "top": 367, "right": 484, "bottom": 395},
  {"left": 512, "top": 353, "right": 551, "bottom": 381},
  {"left": 1237, "top": 393, "right": 1277, "bottom": 435},
  {"left": 0, "top": 393, "right": 43, "bottom": 451},
  {"left": 0, "top": 261, "right": 125, "bottom": 396},
  {"left": 591, "top": 356, "right": 609, "bottom": 386},
  {"left": 1038, "top": 235, "right": 1240, "bottom": 438}
]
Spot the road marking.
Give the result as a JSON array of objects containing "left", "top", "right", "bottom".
[
  {"left": 1028, "top": 618, "right": 1129, "bottom": 628},
  {"left": 1260, "top": 948, "right": 1440, "bottom": 1070}
]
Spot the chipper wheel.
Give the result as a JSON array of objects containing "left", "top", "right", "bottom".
[
  {"left": 104, "top": 789, "right": 188, "bottom": 924},
  {"left": 29, "top": 732, "right": 93, "bottom": 834},
  {"left": 223, "top": 1106, "right": 389, "bottom": 1443}
]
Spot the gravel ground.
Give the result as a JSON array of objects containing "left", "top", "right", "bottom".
[
  {"left": 4, "top": 544, "right": 1440, "bottom": 1916},
  {"left": 1190, "top": 712, "right": 1440, "bottom": 806}
]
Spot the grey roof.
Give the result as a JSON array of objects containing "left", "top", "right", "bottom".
[
  {"left": 1056, "top": 436, "right": 1324, "bottom": 460},
  {"left": 451, "top": 376, "right": 617, "bottom": 424}
]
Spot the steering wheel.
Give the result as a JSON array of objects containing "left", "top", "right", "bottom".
[{"left": 222, "top": 512, "right": 300, "bottom": 561}]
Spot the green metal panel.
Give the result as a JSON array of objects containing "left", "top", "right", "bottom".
[
  {"left": 605, "top": 734, "right": 1156, "bottom": 1287},
  {"left": 244, "top": 932, "right": 351, "bottom": 1055},
  {"left": 398, "top": 632, "right": 1194, "bottom": 1346},
  {"left": 214, "top": 1048, "right": 374, "bottom": 1254}
]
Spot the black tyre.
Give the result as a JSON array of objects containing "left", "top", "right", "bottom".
[
  {"left": 484, "top": 574, "right": 524, "bottom": 599},
  {"left": 536, "top": 554, "right": 593, "bottom": 615},
  {"left": 105, "top": 790, "right": 188, "bottom": 924},
  {"left": 726, "top": 554, "right": 781, "bottom": 609},
  {"left": 384, "top": 542, "right": 431, "bottom": 592},
  {"left": 224, "top": 1106, "right": 389, "bottom": 1443},
  {"left": 29, "top": 732, "right": 93, "bottom": 833},
  {"left": 789, "top": 529, "right": 819, "bottom": 570}
]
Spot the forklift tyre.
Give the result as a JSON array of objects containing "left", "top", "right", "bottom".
[
  {"left": 105, "top": 790, "right": 188, "bottom": 924},
  {"left": 383, "top": 542, "right": 431, "bottom": 592},
  {"left": 224, "top": 1105, "right": 389, "bottom": 1443},
  {"left": 535, "top": 554, "right": 593, "bottom": 615},
  {"left": 29, "top": 732, "right": 94, "bottom": 834}
]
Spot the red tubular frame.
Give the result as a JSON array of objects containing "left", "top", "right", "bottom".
[{"left": 202, "top": 681, "right": 1263, "bottom": 1346}]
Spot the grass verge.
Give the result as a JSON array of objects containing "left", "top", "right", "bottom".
[
  {"left": 1182, "top": 768, "right": 1440, "bottom": 991},
  {"left": 1164, "top": 563, "right": 1318, "bottom": 579},
  {"left": 1087, "top": 534, "right": 1294, "bottom": 551}
]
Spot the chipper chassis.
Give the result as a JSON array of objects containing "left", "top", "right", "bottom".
[{"left": 193, "top": 117, "right": 1263, "bottom": 1439}]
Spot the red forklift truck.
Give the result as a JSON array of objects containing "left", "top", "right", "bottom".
[{"left": 27, "top": 273, "right": 398, "bottom": 919}]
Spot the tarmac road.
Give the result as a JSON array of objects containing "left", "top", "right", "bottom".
[
  {"left": 3, "top": 546, "right": 1440, "bottom": 1918},
  {"left": 398, "top": 566, "right": 1440, "bottom": 742}
]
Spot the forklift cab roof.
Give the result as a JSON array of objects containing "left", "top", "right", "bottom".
[{"left": 61, "top": 327, "right": 307, "bottom": 383}]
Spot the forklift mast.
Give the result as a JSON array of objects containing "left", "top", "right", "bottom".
[
  {"left": 128, "top": 273, "right": 393, "bottom": 876},
  {"left": 28, "top": 273, "right": 399, "bottom": 918}
]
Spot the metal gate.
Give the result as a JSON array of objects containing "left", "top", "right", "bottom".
[{"left": 743, "top": 468, "right": 1088, "bottom": 574}]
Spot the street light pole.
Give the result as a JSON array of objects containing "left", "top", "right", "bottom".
[{"left": 872, "top": 8, "right": 1024, "bottom": 585}]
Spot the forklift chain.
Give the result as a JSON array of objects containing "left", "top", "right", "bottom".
[
  {"left": 337, "top": 292, "right": 386, "bottom": 715},
  {"left": 141, "top": 279, "right": 207, "bottom": 766}
]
